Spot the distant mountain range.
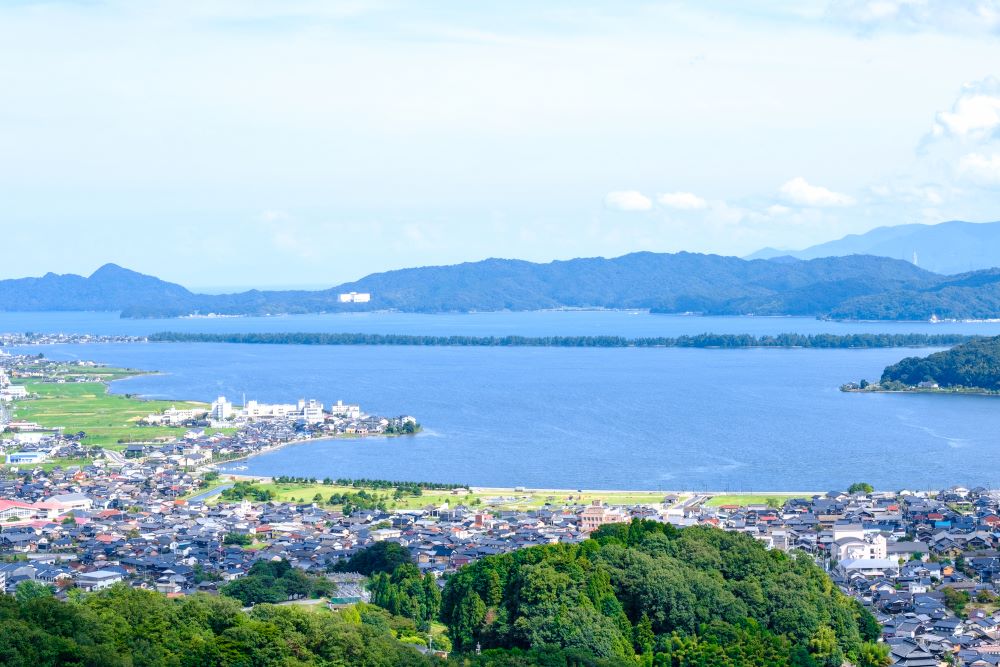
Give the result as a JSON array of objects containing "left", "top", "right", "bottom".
[
  {"left": 8, "top": 252, "right": 1000, "bottom": 320},
  {"left": 747, "top": 220, "right": 1000, "bottom": 275}
]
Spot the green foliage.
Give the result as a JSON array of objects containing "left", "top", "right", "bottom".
[
  {"left": 442, "top": 521, "right": 877, "bottom": 665},
  {"left": 368, "top": 564, "right": 441, "bottom": 625},
  {"left": 223, "top": 532, "right": 252, "bottom": 546},
  {"left": 881, "top": 335, "right": 1000, "bottom": 390},
  {"left": 942, "top": 588, "right": 971, "bottom": 616},
  {"left": 384, "top": 420, "right": 420, "bottom": 434},
  {"left": 220, "top": 559, "right": 333, "bottom": 606},
  {"left": 276, "top": 477, "right": 464, "bottom": 492},
  {"left": 333, "top": 541, "right": 413, "bottom": 576},
  {"left": 151, "top": 330, "right": 972, "bottom": 349},
  {"left": 847, "top": 482, "right": 874, "bottom": 495},
  {"left": 857, "top": 641, "right": 891, "bottom": 667},
  {"left": 0, "top": 585, "right": 434, "bottom": 666},
  {"left": 325, "top": 489, "right": 388, "bottom": 514},
  {"left": 14, "top": 581, "right": 54, "bottom": 604},
  {"left": 220, "top": 480, "right": 274, "bottom": 502}
]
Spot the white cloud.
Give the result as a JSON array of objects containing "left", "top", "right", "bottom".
[
  {"left": 707, "top": 201, "right": 746, "bottom": 226},
  {"left": 604, "top": 190, "right": 652, "bottom": 211},
  {"left": 259, "top": 209, "right": 292, "bottom": 222},
  {"left": 828, "top": 0, "right": 1000, "bottom": 34},
  {"left": 766, "top": 204, "right": 791, "bottom": 215},
  {"left": 959, "top": 153, "right": 1000, "bottom": 185},
  {"left": 778, "top": 177, "right": 855, "bottom": 207},
  {"left": 932, "top": 77, "right": 1000, "bottom": 141},
  {"left": 656, "top": 191, "right": 708, "bottom": 210}
]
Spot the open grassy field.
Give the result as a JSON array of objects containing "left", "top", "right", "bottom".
[
  {"left": 35, "top": 457, "right": 96, "bottom": 472},
  {"left": 9, "top": 372, "right": 234, "bottom": 449},
  {"left": 220, "top": 480, "right": 684, "bottom": 510},
  {"left": 482, "top": 489, "right": 679, "bottom": 508},
  {"left": 703, "top": 494, "right": 814, "bottom": 507}
]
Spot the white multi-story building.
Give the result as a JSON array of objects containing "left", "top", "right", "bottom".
[
  {"left": 241, "top": 400, "right": 298, "bottom": 419},
  {"left": 0, "top": 384, "right": 28, "bottom": 402},
  {"left": 210, "top": 396, "right": 233, "bottom": 421},
  {"left": 297, "top": 399, "right": 325, "bottom": 424},
  {"left": 338, "top": 292, "right": 371, "bottom": 304},
  {"left": 144, "top": 406, "right": 208, "bottom": 425},
  {"left": 835, "top": 533, "right": 888, "bottom": 561},
  {"left": 330, "top": 400, "right": 362, "bottom": 419}
]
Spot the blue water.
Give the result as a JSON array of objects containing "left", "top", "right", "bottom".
[
  {"left": 9, "top": 330, "right": 1000, "bottom": 491},
  {"left": 5, "top": 310, "right": 1000, "bottom": 337}
]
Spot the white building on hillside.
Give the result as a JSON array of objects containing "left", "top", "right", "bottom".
[{"left": 338, "top": 292, "right": 371, "bottom": 303}]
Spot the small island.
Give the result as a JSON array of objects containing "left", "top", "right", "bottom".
[{"left": 843, "top": 334, "right": 1000, "bottom": 395}]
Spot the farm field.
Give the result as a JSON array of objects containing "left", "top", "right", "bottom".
[{"left": 8, "top": 367, "right": 233, "bottom": 449}]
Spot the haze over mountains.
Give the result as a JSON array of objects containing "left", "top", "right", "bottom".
[
  {"left": 747, "top": 220, "right": 1000, "bottom": 275},
  {"left": 6, "top": 250, "right": 1000, "bottom": 321}
]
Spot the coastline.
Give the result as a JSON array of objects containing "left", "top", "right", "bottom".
[
  {"left": 213, "top": 429, "right": 423, "bottom": 467},
  {"left": 842, "top": 386, "right": 1000, "bottom": 397},
  {"left": 208, "top": 473, "right": 838, "bottom": 498}
]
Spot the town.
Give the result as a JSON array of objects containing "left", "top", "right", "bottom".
[{"left": 2, "top": 354, "right": 1000, "bottom": 665}]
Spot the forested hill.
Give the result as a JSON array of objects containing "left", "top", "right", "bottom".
[
  {"left": 0, "top": 522, "right": 886, "bottom": 666},
  {"left": 441, "top": 521, "right": 884, "bottom": 666},
  {"left": 9, "top": 253, "right": 1000, "bottom": 319},
  {"left": 881, "top": 335, "right": 1000, "bottom": 390}
]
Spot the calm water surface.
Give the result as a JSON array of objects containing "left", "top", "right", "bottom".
[
  {"left": 8, "top": 332, "right": 1000, "bottom": 491},
  {"left": 6, "top": 309, "right": 1000, "bottom": 337}
]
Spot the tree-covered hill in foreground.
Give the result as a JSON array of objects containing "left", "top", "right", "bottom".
[
  {"left": 0, "top": 584, "right": 433, "bottom": 667},
  {"left": 442, "top": 521, "right": 885, "bottom": 667},
  {"left": 881, "top": 334, "right": 1000, "bottom": 390},
  {"left": 2, "top": 523, "right": 887, "bottom": 667},
  {"left": 10, "top": 252, "right": 1000, "bottom": 320}
]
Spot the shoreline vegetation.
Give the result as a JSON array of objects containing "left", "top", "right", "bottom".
[
  {"left": 148, "top": 331, "right": 974, "bottom": 349},
  {"left": 842, "top": 334, "right": 1000, "bottom": 395},
  {"left": 841, "top": 383, "right": 1000, "bottom": 396},
  {"left": 196, "top": 475, "right": 824, "bottom": 509}
]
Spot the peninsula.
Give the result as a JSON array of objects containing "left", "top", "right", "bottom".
[
  {"left": 843, "top": 334, "right": 1000, "bottom": 394},
  {"left": 0, "top": 353, "right": 420, "bottom": 470},
  {"left": 149, "top": 330, "right": 973, "bottom": 349}
]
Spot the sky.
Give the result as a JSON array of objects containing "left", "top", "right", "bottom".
[{"left": 2, "top": 0, "right": 1000, "bottom": 290}]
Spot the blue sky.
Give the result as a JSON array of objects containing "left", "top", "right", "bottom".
[{"left": 1, "top": 0, "right": 999, "bottom": 289}]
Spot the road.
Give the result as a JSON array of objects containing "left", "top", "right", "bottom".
[{"left": 103, "top": 448, "right": 126, "bottom": 466}]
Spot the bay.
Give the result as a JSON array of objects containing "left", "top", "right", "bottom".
[
  {"left": 8, "top": 325, "right": 1000, "bottom": 490},
  {"left": 6, "top": 309, "right": 1000, "bottom": 337}
]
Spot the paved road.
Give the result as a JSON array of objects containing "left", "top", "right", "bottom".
[
  {"left": 186, "top": 483, "right": 234, "bottom": 503},
  {"left": 103, "top": 448, "right": 126, "bottom": 466}
]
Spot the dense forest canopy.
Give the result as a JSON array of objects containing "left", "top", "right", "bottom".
[
  {"left": 0, "top": 584, "right": 433, "bottom": 667},
  {"left": 881, "top": 334, "right": 1000, "bottom": 390},
  {"left": 441, "top": 521, "right": 884, "bottom": 667}
]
